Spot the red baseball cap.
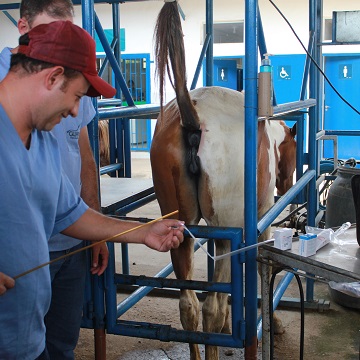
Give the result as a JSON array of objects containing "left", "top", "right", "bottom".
[{"left": 17, "top": 20, "right": 116, "bottom": 98}]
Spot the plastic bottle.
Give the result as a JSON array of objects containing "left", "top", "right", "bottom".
[{"left": 258, "top": 53, "right": 273, "bottom": 117}]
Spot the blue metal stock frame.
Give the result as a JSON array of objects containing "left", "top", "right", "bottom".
[{"left": 0, "top": 0, "right": 327, "bottom": 358}]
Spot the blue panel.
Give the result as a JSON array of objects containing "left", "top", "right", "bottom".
[
  {"left": 271, "top": 54, "right": 306, "bottom": 104},
  {"left": 324, "top": 55, "right": 360, "bottom": 160},
  {"left": 95, "top": 28, "right": 125, "bottom": 52},
  {"left": 213, "top": 59, "right": 238, "bottom": 89}
]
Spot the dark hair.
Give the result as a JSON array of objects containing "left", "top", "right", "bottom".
[
  {"left": 10, "top": 52, "right": 79, "bottom": 81},
  {"left": 20, "top": 0, "right": 74, "bottom": 26}
]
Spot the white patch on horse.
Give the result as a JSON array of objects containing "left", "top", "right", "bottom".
[{"left": 195, "top": 87, "right": 245, "bottom": 227}]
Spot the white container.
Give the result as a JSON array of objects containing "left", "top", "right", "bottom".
[
  {"left": 299, "top": 233, "right": 317, "bottom": 257},
  {"left": 274, "top": 228, "right": 293, "bottom": 250}
]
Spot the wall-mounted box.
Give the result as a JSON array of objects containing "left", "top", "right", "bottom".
[{"left": 332, "top": 11, "right": 360, "bottom": 43}]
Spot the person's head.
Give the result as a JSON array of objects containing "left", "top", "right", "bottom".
[
  {"left": 12, "top": 21, "right": 115, "bottom": 98},
  {"left": 18, "top": 0, "right": 74, "bottom": 34}
]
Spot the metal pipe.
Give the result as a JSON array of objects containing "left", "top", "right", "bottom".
[
  {"left": 205, "top": 0, "right": 213, "bottom": 86},
  {"left": 300, "top": 31, "right": 315, "bottom": 100},
  {"left": 191, "top": 34, "right": 211, "bottom": 90},
  {"left": 116, "top": 237, "right": 209, "bottom": 317},
  {"left": 244, "top": 0, "right": 259, "bottom": 358},
  {"left": 94, "top": 13, "right": 134, "bottom": 106}
]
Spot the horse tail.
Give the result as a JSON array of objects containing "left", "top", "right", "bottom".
[{"left": 154, "top": 1, "right": 200, "bottom": 132}]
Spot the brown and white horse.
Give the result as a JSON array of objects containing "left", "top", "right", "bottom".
[{"left": 150, "top": 2, "right": 296, "bottom": 360}]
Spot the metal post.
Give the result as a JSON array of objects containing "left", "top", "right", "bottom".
[
  {"left": 205, "top": 0, "right": 213, "bottom": 86},
  {"left": 244, "top": 0, "right": 258, "bottom": 358},
  {"left": 260, "top": 262, "right": 270, "bottom": 360}
]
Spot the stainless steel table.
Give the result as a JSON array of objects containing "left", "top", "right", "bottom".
[
  {"left": 259, "top": 226, "right": 360, "bottom": 283},
  {"left": 258, "top": 226, "right": 360, "bottom": 359}
]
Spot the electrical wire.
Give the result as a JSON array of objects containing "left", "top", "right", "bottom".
[
  {"left": 269, "top": 0, "right": 360, "bottom": 117},
  {"left": 269, "top": 267, "right": 305, "bottom": 360}
]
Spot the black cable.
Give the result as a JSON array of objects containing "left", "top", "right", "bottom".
[
  {"left": 271, "top": 202, "right": 307, "bottom": 226},
  {"left": 269, "top": 266, "right": 284, "bottom": 360},
  {"left": 293, "top": 273, "right": 305, "bottom": 360},
  {"left": 268, "top": 0, "right": 360, "bottom": 117},
  {"left": 269, "top": 268, "right": 305, "bottom": 360}
]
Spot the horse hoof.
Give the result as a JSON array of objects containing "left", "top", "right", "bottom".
[{"left": 274, "top": 320, "right": 285, "bottom": 335}]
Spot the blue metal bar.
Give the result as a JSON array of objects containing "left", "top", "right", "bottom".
[
  {"left": 99, "top": 163, "right": 122, "bottom": 175},
  {"left": 121, "top": 243, "right": 129, "bottom": 275},
  {"left": 307, "top": 0, "right": 319, "bottom": 229},
  {"left": 244, "top": 0, "right": 258, "bottom": 356},
  {"left": 116, "top": 262, "right": 174, "bottom": 317},
  {"left": 107, "top": 226, "right": 244, "bottom": 347},
  {"left": 271, "top": 99, "right": 316, "bottom": 118},
  {"left": 102, "top": 193, "right": 156, "bottom": 216},
  {"left": 300, "top": 31, "right": 315, "bottom": 100},
  {"left": 111, "top": 322, "right": 242, "bottom": 347},
  {"left": 190, "top": 34, "right": 211, "bottom": 90},
  {"left": 98, "top": 37, "right": 118, "bottom": 77},
  {"left": 307, "top": 0, "right": 322, "bottom": 303},
  {"left": 257, "top": 272, "right": 294, "bottom": 339},
  {"left": 99, "top": 104, "right": 160, "bottom": 119},
  {"left": 115, "top": 226, "right": 242, "bottom": 315},
  {"left": 205, "top": 0, "right": 213, "bottom": 86},
  {"left": 230, "top": 226, "right": 245, "bottom": 344},
  {"left": 257, "top": 170, "right": 316, "bottom": 235},
  {"left": 112, "top": 3, "right": 131, "bottom": 178},
  {"left": 115, "top": 274, "right": 232, "bottom": 293},
  {"left": 82, "top": 0, "right": 106, "bottom": 333},
  {"left": 295, "top": 114, "right": 306, "bottom": 204},
  {"left": 116, "top": 118, "right": 125, "bottom": 177},
  {"left": 177, "top": 3, "right": 185, "bottom": 21},
  {"left": 2, "top": 10, "right": 17, "bottom": 26},
  {"left": 112, "top": 3, "right": 121, "bottom": 99},
  {"left": 104, "top": 241, "right": 117, "bottom": 329},
  {"left": 207, "top": 239, "right": 215, "bottom": 281},
  {"left": 0, "top": 4, "right": 19, "bottom": 10},
  {"left": 108, "top": 119, "right": 117, "bottom": 177},
  {"left": 325, "top": 130, "right": 360, "bottom": 136},
  {"left": 94, "top": 13, "right": 134, "bottom": 106}
]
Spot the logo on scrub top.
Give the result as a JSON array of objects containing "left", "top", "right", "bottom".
[{"left": 67, "top": 125, "right": 80, "bottom": 139}]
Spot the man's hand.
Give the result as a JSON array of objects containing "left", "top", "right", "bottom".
[
  {"left": 0, "top": 273, "right": 15, "bottom": 295},
  {"left": 90, "top": 242, "right": 109, "bottom": 275},
  {"left": 143, "top": 219, "right": 184, "bottom": 252}
]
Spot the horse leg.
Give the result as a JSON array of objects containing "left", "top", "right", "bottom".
[
  {"left": 202, "top": 239, "right": 231, "bottom": 360},
  {"left": 170, "top": 241, "right": 201, "bottom": 360},
  {"left": 151, "top": 133, "right": 202, "bottom": 358}
]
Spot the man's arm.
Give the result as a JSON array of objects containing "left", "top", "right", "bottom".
[{"left": 62, "top": 208, "right": 184, "bottom": 252}]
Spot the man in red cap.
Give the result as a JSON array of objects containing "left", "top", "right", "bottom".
[
  {"left": 0, "top": 21, "right": 184, "bottom": 360},
  {"left": 0, "top": 2, "right": 110, "bottom": 358}
]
